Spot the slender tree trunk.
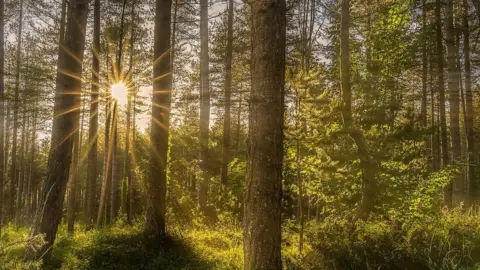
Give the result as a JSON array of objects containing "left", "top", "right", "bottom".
[
  {"left": 9, "top": 0, "right": 24, "bottom": 222},
  {"left": 340, "top": 0, "right": 376, "bottom": 220},
  {"left": 221, "top": 0, "right": 234, "bottom": 186},
  {"left": 16, "top": 107, "right": 27, "bottom": 223},
  {"left": 421, "top": 0, "right": 427, "bottom": 127},
  {"left": 463, "top": 0, "right": 475, "bottom": 203},
  {"left": 234, "top": 92, "right": 242, "bottom": 158},
  {"left": 125, "top": 0, "right": 135, "bottom": 224},
  {"left": 31, "top": 0, "right": 90, "bottom": 261},
  {"left": 198, "top": 0, "right": 210, "bottom": 212},
  {"left": 146, "top": 0, "right": 172, "bottom": 236},
  {"left": 446, "top": 0, "right": 463, "bottom": 206},
  {"left": 110, "top": 109, "right": 119, "bottom": 223},
  {"left": 85, "top": 0, "right": 100, "bottom": 231},
  {"left": 67, "top": 127, "right": 80, "bottom": 234},
  {"left": 97, "top": 100, "right": 114, "bottom": 228},
  {"left": 435, "top": 0, "right": 451, "bottom": 205},
  {"left": 244, "top": 0, "right": 286, "bottom": 267},
  {"left": 26, "top": 107, "right": 37, "bottom": 219},
  {"left": 0, "top": 0, "right": 4, "bottom": 236}
]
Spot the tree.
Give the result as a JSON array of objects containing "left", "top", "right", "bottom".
[
  {"left": 198, "top": 0, "right": 211, "bottom": 212},
  {"left": 445, "top": 0, "right": 463, "bottom": 206},
  {"left": 0, "top": 0, "right": 4, "bottom": 235},
  {"left": 463, "top": 0, "right": 475, "bottom": 203},
  {"left": 9, "top": 0, "right": 24, "bottom": 222},
  {"left": 243, "top": 0, "right": 286, "bottom": 267},
  {"left": 221, "top": 0, "right": 234, "bottom": 186},
  {"left": 85, "top": 0, "right": 100, "bottom": 230},
  {"left": 31, "top": 0, "right": 90, "bottom": 260},
  {"left": 435, "top": 0, "right": 450, "bottom": 205},
  {"left": 340, "top": 0, "right": 376, "bottom": 220},
  {"left": 146, "top": 0, "right": 172, "bottom": 236}
]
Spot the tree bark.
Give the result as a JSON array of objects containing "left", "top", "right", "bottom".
[
  {"left": 463, "top": 0, "right": 475, "bottom": 203},
  {"left": 146, "top": 0, "right": 172, "bottom": 236},
  {"left": 421, "top": 0, "right": 427, "bottom": 127},
  {"left": 243, "top": 0, "right": 286, "bottom": 267},
  {"left": 198, "top": 0, "right": 211, "bottom": 212},
  {"left": 9, "top": 0, "right": 24, "bottom": 222},
  {"left": 67, "top": 126, "right": 80, "bottom": 234},
  {"left": 0, "top": 0, "right": 4, "bottom": 236},
  {"left": 435, "top": 0, "right": 451, "bottom": 206},
  {"left": 85, "top": 0, "right": 100, "bottom": 231},
  {"left": 446, "top": 0, "right": 463, "bottom": 206},
  {"left": 221, "top": 0, "right": 234, "bottom": 186},
  {"left": 31, "top": 0, "right": 90, "bottom": 261}
]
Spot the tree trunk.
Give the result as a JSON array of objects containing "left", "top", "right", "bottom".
[
  {"left": 463, "top": 0, "right": 475, "bottom": 203},
  {"left": 146, "top": 0, "right": 172, "bottom": 236},
  {"left": 97, "top": 100, "right": 114, "bottom": 228},
  {"left": 67, "top": 127, "right": 80, "bottom": 234},
  {"left": 421, "top": 0, "right": 427, "bottom": 127},
  {"left": 85, "top": 0, "right": 100, "bottom": 231},
  {"left": 243, "top": 0, "right": 286, "bottom": 267},
  {"left": 110, "top": 106, "right": 119, "bottom": 223},
  {"left": 0, "top": 0, "right": 4, "bottom": 236},
  {"left": 26, "top": 107, "right": 37, "bottom": 219},
  {"left": 221, "top": 0, "right": 234, "bottom": 186},
  {"left": 198, "top": 0, "right": 210, "bottom": 212},
  {"left": 9, "top": 0, "right": 24, "bottom": 222},
  {"left": 31, "top": 0, "right": 90, "bottom": 261},
  {"left": 340, "top": 0, "right": 376, "bottom": 220},
  {"left": 435, "top": 0, "right": 451, "bottom": 206},
  {"left": 446, "top": 0, "right": 463, "bottom": 206},
  {"left": 16, "top": 107, "right": 27, "bottom": 224}
]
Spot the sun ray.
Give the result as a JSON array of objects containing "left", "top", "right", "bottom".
[
  {"left": 152, "top": 102, "right": 171, "bottom": 111},
  {"left": 57, "top": 125, "right": 81, "bottom": 148},
  {"left": 54, "top": 105, "right": 81, "bottom": 118},
  {"left": 152, "top": 72, "right": 172, "bottom": 82},
  {"left": 152, "top": 90, "right": 172, "bottom": 95}
]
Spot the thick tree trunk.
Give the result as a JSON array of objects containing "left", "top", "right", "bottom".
[
  {"left": 146, "top": 0, "right": 172, "bottom": 236},
  {"left": 0, "top": 0, "right": 4, "bottom": 236},
  {"left": 85, "top": 0, "right": 100, "bottom": 231},
  {"left": 340, "top": 0, "right": 376, "bottom": 220},
  {"left": 31, "top": 0, "right": 90, "bottom": 261},
  {"left": 463, "top": 0, "right": 475, "bottom": 203},
  {"left": 198, "top": 0, "right": 210, "bottom": 212},
  {"left": 221, "top": 0, "right": 234, "bottom": 186},
  {"left": 435, "top": 0, "right": 451, "bottom": 205},
  {"left": 446, "top": 0, "right": 463, "bottom": 206},
  {"left": 243, "top": 0, "right": 286, "bottom": 267},
  {"left": 9, "top": 0, "right": 24, "bottom": 222}
]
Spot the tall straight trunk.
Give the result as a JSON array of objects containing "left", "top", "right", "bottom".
[
  {"left": 97, "top": 100, "right": 114, "bottom": 228},
  {"left": 463, "top": 0, "right": 475, "bottom": 203},
  {"left": 26, "top": 107, "right": 37, "bottom": 218},
  {"left": 31, "top": 0, "right": 90, "bottom": 260},
  {"left": 340, "top": 0, "right": 376, "bottom": 220},
  {"left": 110, "top": 110, "right": 119, "bottom": 222},
  {"left": 67, "top": 127, "right": 80, "bottom": 234},
  {"left": 446, "top": 0, "right": 463, "bottom": 206},
  {"left": 9, "top": 0, "right": 24, "bottom": 222},
  {"left": 85, "top": 0, "right": 100, "bottom": 231},
  {"left": 421, "top": 0, "right": 427, "bottom": 127},
  {"left": 16, "top": 105, "right": 27, "bottom": 224},
  {"left": 0, "top": 0, "right": 4, "bottom": 236},
  {"left": 472, "top": 0, "right": 480, "bottom": 21},
  {"left": 146, "top": 0, "right": 172, "bottom": 236},
  {"left": 116, "top": 0, "right": 128, "bottom": 80},
  {"left": 198, "top": 0, "right": 210, "bottom": 212},
  {"left": 430, "top": 49, "right": 439, "bottom": 171},
  {"left": 221, "top": 0, "right": 233, "bottom": 186},
  {"left": 435, "top": 0, "right": 451, "bottom": 205},
  {"left": 244, "top": 0, "right": 286, "bottom": 267},
  {"left": 234, "top": 92, "right": 242, "bottom": 158}
]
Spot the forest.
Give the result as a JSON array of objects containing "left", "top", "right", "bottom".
[{"left": 0, "top": 0, "right": 480, "bottom": 269}]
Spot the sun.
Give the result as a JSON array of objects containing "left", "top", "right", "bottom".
[{"left": 111, "top": 81, "right": 128, "bottom": 106}]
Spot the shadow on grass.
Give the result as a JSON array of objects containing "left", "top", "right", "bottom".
[{"left": 49, "top": 228, "right": 216, "bottom": 270}]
